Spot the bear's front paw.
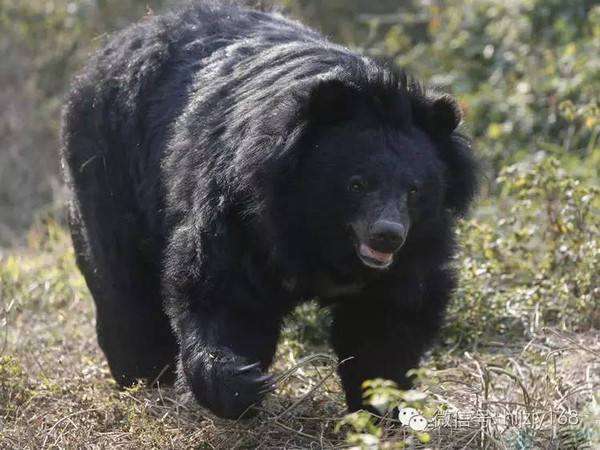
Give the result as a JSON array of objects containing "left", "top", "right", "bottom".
[
  {"left": 222, "top": 361, "right": 275, "bottom": 418},
  {"left": 188, "top": 357, "right": 275, "bottom": 419}
]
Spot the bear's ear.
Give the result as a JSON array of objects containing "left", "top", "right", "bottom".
[
  {"left": 429, "top": 95, "right": 462, "bottom": 136},
  {"left": 305, "top": 79, "right": 359, "bottom": 125}
]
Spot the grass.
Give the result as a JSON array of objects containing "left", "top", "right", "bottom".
[
  {"left": 1, "top": 156, "right": 599, "bottom": 448},
  {"left": 1, "top": 231, "right": 598, "bottom": 448}
]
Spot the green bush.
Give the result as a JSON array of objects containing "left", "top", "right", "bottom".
[
  {"left": 360, "top": 0, "right": 599, "bottom": 178},
  {"left": 447, "top": 155, "right": 599, "bottom": 346}
]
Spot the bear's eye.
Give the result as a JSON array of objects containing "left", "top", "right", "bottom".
[
  {"left": 408, "top": 185, "right": 418, "bottom": 197},
  {"left": 348, "top": 176, "right": 368, "bottom": 193}
]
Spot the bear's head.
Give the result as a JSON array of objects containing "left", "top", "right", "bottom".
[
  {"left": 246, "top": 69, "right": 478, "bottom": 278},
  {"left": 298, "top": 121, "right": 444, "bottom": 271},
  {"left": 291, "top": 77, "right": 476, "bottom": 274}
]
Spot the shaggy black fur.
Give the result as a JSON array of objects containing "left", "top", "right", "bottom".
[{"left": 61, "top": 1, "right": 478, "bottom": 419}]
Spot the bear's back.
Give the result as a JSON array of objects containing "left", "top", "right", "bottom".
[{"left": 61, "top": 1, "right": 337, "bottom": 184}]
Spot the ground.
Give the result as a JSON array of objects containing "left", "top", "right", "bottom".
[{"left": 1, "top": 200, "right": 598, "bottom": 448}]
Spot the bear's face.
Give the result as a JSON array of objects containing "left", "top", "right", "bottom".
[{"left": 298, "top": 124, "right": 446, "bottom": 272}]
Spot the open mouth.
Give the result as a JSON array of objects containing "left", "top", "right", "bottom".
[{"left": 357, "top": 243, "right": 394, "bottom": 269}]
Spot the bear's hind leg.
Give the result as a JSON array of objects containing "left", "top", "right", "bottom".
[
  {"left": 69, "top": 201, "right": 178, "bottom": 387},
  {"left": 95, "top": 297, "right": 178, "bottom": 387}
]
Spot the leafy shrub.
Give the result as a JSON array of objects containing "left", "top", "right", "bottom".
[
  {"left": 360, "top": 0, "right": 599, "bottom": 178},
  {"left": 447, "top": 155, "right": 599, "bottom": 346}
]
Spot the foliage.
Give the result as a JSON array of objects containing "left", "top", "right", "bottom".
[
  {"left": 0, "top": 0, "right": 169, "bottom": 244},
  {"left": 335, "top": 378, "right": 436, "bottom": 449},
  {"left": 280, "top": 0, "right": 399, "bottom": 45},
  {"left": 0, "top": 355, "right": 32, "bottom": 419},
  {"left": 356, "top": 0, "right": 599, "bottom": 179},
  {"left": 447, "top": 155, "right": 599, "bottom": 346}
]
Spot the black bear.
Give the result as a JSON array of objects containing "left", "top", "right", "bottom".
[{"left": 61, "top": 1, "right": 477, "bottom": 419}]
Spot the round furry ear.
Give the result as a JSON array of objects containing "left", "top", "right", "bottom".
[
  {"left": 306, "top": 79, "right": 358, "bottom": 125},
  {"left": 430, "top": 95, "right": 462, "bottom": 136}
]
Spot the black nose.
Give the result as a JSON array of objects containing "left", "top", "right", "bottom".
[{"left": 369, "top": 220, "right": 407, "bottom": 252}]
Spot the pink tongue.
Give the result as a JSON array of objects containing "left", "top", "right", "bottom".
[{"left": 360, "top": 243, "right": 393, "bottom": 263}]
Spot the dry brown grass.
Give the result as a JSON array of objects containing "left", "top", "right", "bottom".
[{"left": 1, "top": 225, "right": 598, "bottom": 449}]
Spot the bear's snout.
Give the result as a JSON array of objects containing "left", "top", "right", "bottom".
[
  {"left": 368, "top": 220, "right": 408, "bottom": 253},
  {"left": 355, "top": 220, "right": 408, "bottom": 270}
]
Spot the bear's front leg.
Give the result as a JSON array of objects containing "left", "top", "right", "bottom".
[
  {"left": 168, "top": 277, "right": 283, "bottom": 419},
  {"left": 330, "top": 269, "right": 453, "bottom": 412},
  {"left": 178, "top": 307, "right": 281, "bottom": 418}
]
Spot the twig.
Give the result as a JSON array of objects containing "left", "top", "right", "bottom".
[
  {"left": 272, "top": 353, "right": 338, "bottom": 384},
  {"left": 274, "top": 420, "right": 319, "bottom": 441},
  {"left": 487, "top": 367, "right": 533, "bottom": 410},
  {"left": 274, "top": 365, "right": 337, "bottom": 420},
  {"left": 150, "top": 363, "right": 172, "bottom": 387},
  {"left": 41, "top": 408, "right": 99, "bottom": 449},
  {"left": 543, "top": 328, "right": 600, "bottom": 358}
]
